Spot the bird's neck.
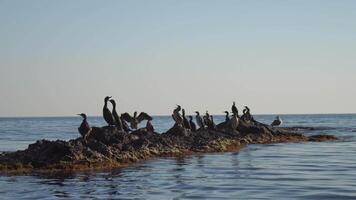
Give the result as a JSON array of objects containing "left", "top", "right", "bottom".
[{"left": 104, "top": 101, "right": 108, "bottom": 107}]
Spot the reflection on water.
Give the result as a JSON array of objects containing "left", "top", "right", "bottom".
[{"left": 0, "top": 114, "right": 356, "bottom": 199}]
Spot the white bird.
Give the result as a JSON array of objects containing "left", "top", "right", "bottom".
[{"left": 271, "top": 116, "right": 282, "bottom": 127}]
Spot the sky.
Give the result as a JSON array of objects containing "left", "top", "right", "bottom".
[{"left": 0, "top": 0, "right": 355, "bottom": 117}]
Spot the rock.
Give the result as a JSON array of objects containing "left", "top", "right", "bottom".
[
  {"left": 0, "top": 121, "right": 338, "bottom": 173},
  {"left": 308, "top": 134, "right": 338, "bottom": 142}
]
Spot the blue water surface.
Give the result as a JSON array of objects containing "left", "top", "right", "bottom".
[{"left": 0, "top": 114, "right": 355, "bottom": 199}]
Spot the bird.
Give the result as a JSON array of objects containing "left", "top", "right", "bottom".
[
  {"left": 271, "top": 116, "right": 282, "bottom": 127},
  {"left": 121, "top": 111, "right": 153, "bottom": 130},
  {"left": 182, "top": 109, "right": 191, "bottom": 130},
  {"left": 172, "top": 105, "right": 183, "bottom": 126},
  {"left": 146, "top": 120, "right": 154, "bottom": 132},
  {"left": 103, "top": 96, "right": 115, "bottom": 126},
  {"left": 189, "top": 116, "right": 197, "bottom": 132},
  {"left": 244, "top": 106, "right": 255, "bottom": 122},
  {"left": 224, "top": 111, "right": 230, "bottom": 123},
  {"left": 203, "top": 111, "right": 211, "bottom": 127},
  {"left": 231, "top": 101, "right": 239, "bottom": 117},
  {"left": 109, "top": 99, "right": 123, "bottom": 131},
  {"left": 121, "top": 118, "right": 132, "bottom": 132},
  {"left": 229, "top": 114, "right": 239, "bottom": 131},
  {"left": 241, "top": 106, "right": 251, "bottom": 121},
  {"left": 210, "top": 115, "right": 217, "bottom": 130},
  {"left": 195, "top": 111, "right": 205, "bottom": 129},
  {"left": 77, "top": 113, "right": 90, "bottom": 137}
]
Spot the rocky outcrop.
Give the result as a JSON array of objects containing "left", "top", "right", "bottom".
[{"left": 0, "top": 121, "right": 337, "bottom": 174}]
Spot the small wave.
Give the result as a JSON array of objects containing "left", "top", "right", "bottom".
[{"left": 287, "top": 126, "right": 336, "bottom": 131}]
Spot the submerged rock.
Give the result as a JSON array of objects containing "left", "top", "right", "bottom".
[{"left": 0, "top": 121, "right": 337, "bottom": 173}]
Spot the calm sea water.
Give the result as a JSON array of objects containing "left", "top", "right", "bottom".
[{"left": 0, "top": 114, "right": 356, "bottom": 199}]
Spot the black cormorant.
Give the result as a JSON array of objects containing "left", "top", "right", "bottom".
[
  {"left": 232, "top": 101, "right": 239, "bottom": 117},
  {"left": 121, "top": 111, "right": 152, "bottom": 130},
  {"left": 229, "top": 114, "right": 239, "bottom": 131},
  {"left": 172, "top": 105, "right": 183, "bottom": 126},
  {"left": 224, "top": 111, "right": 230, "bottom": 123},
  {"left": 271, "top": 116, "right": 282, "bottom": 127},
  {"left": 103, "top": 96, "right": 115, "bottom": 126},
  {"left": 189, "top": 116, "right": 197, "bottom": 132},
  {"left": 195, "top": 111, "right": 205, "bottom": 129},
  {"left": 210, "top": 115, "right": 217, "bottom": 130},
  {"left": 203, "top": 111, "right": 211, "bottom": 126},
  {"left": 109, "top": 99, "right": 123, "bottom": 131},
  {"left": 78, "top": 113, "right": 90, "bottom": 137},
  {"left": 182, "top": 109, "right": 191, "bottom": 130},
  {"left": 121, "top": 118, "right": 131, "bottom": 132}
]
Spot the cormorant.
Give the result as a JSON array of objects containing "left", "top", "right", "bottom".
[
  {"left": 195, "top": 111, "right": 205, "bottom": 129},
  {"left": 109, "top": 99, "right": 123, "bottom": 131},
  {"left": 229, "top": 114, "right": 239, "bottom": 131},
  {"left": 182, "top": 109, "right": 191, "bottom": 130},
  {"left": 243, "top": 106, "right": 254, "bottom": 121},
  {"left": 189, "top": 116, "right": 196, "bottom": 132},
  {"left": 241, "top": 106, "right": 251, "bottom": 121},
  {"left": 232, "top": 101, "right": 239, "bottom": 117},
  {"left": 121, "top": 118, "right": 131, "bottom": 132},
  {"left": 146, "top": 119, "right": 154, "bottom": 132},
  {"left": 121, "top": 111, "right": 153, "bottom": 130},
  {"left": 203, "top": 111, "right": 211, "bottom": 126},
  {"left": 224, "top": 111, "right": 230, "bottom": 123},
  {"left": 78, "top": 113, "right": 90, "bottom": 137},
  {"left": 172, "top": 105, "right": 183, "bottom": 126},
  {"left": 271, "top": 116, "right": 282, "bottom": 127},
  {"left": 103, "top": 96, "right": 115, "bottom": 126},
  {"left": 210, "top": 115, "right": 217, "bottom": 130}
]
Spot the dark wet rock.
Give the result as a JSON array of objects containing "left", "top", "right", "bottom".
[
  {"left": 308, "top": 134, "right": 338, "bottom": 142},
  {"left": 287, "top": 126, "right": 335, "bottom": 131},
  {"left": 0, "top": 121, "right": 337, "bottom": 173}
]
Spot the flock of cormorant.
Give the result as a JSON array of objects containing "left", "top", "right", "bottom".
[{"left": 78, "top": 97, "right": 283, "bottom": 138}]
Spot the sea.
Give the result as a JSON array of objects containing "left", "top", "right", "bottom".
[{"left": 0, "top": 114, "right": 356, "bottom": 200}]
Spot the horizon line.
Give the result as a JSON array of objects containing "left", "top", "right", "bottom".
[{"left": 0, "top": 112, "right": 355, "bottom": 118}]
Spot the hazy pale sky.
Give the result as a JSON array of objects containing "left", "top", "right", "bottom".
[{"left": 0, "top": 0, "right": 355, "bottom": 117}]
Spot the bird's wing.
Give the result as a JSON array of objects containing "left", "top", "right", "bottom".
[
  {"left": 137, "top": 112, "right": 153, "bottom": 122},
  {"left": 121, "top": 112, "right": 133, "bottom": 122}
]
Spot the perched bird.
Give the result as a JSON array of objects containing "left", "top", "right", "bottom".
[
  {"left": 109, "top": 99, "right": 123, "bottom": 131},
  {"left": 103, "top": 96, "right": 115, "bottom": 126},
  {"left": 182, "top": 109, "right": 191, "bottom": 130},
  {"left": 210, "top": 115, "right": 217, "bottom": 130},
  {"left": 229, "top": 114, "right": 239, "bottom": 131},
  {"left": 78, "top": 113, "right": 90, "bottom": 137},
  {"left": 172, "top": 105, "right": 183, "bottom": 126},
  {"left": 189, "top": 116, "right": 197, "bottom": 132},
  {"left": 203, "top": 111, "right": 211, "bottom": 126},
  {"left": 271, "top": 116, "right": 282, "bottom": 127},
  {"left": 231, "top": 101, "right": 239, "bottom": 117},
  {"left": 146, "top": 120, "right": 154, "bottom": 132},
  {"left": 195, "top": 111, "right": 205, "bottom": 129},
  {"left": 121, "top": 111, "right": 153, "bottom": 130},
  {"left": 241, "top": 106, "right": 251, "bottom": 121},
  {"left": 121, "top": 118, "right": 131, "bottom": 132},
  {"left": 224, "top": 111, "right": 230, "bottom": 123}
]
